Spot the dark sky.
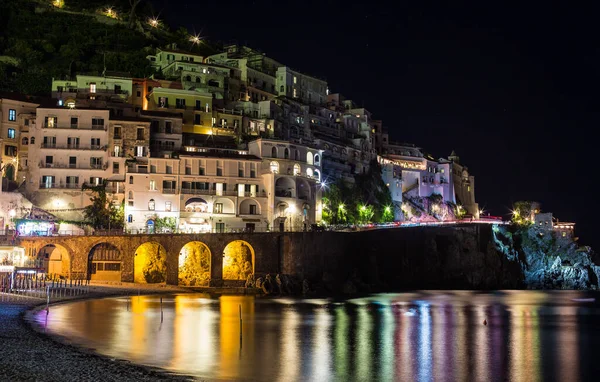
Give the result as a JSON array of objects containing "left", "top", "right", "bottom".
[{"left": 152, "top": 0, "right": 598, "bottom": 248}]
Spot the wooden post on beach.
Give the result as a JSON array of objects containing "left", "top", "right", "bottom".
[
  {"left": 160, "top": 297, "right": 164, "bottom": 323},
  {"left": 46, "top": 286, "right": 50, "bottom": 312},
  {"left": 239, "top": 304, "right": 243, "bottom": 349}
]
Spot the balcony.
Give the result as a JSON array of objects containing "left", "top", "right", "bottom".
[
  {"left": 43, "top": 124, "right": 107, "bottom": 131},
  {"left": 39, "top": 183, "right": 80, "bottom": 190},
  {"left": 41, "top": 143, "right": 107, "bottom": 151},
  {"left": 162, "top": 188, "right": 177, "bottom": 194},
  {"left": 40, "top": 161, "right": 107, "bottom": 170}
]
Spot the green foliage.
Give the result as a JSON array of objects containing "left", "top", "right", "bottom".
[
  {"left": 512, "top": 201, "right": 534, "bottom": 225},
  {"left": 82, "top": 184, "right": 124, "bottom": 229},
  {"left": 152, "top": 215, "right": 177, "bottom": 232},
  {"left": 0, "top": 0, "right": 217, "bottom": 95},
  {"left": 322, "top": 160, "right": 394, "bottom": 224}
]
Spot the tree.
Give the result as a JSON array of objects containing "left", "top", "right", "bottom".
[
  {"left": 128, "top": 0, "right": 143, "bottom": 29},
  {"left": 153, "top": 215, "right": 176, "bottom": 232},
  {"left": 357, "top": 204, "right": 375, "bottom": 224},
  {"left": 512, "top": 201, "right": 535, "bottom": 225},
  {"left": 83, "top": 184, "right": 124, "bottom": 229}
]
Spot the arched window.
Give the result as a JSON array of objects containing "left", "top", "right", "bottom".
[
  {"left": 295, "top": 150, "right": 300, "bottom": 160},
  {"left": 280, "top": 85, "right": 284, "bottom": 92},
  {"left": 21, "top": 137, "right": 28, "bottom": 145},
  {"left": 271, "top": 146, "right": 277, "bottom": 158},
  {"left": 128, "top": 191, "right": 133, "bottom": 200},
  {"left": 293, "top": 163, "right": 301, "bottom": 176},
  {"left": 185, "top": 75, "right": 191, "bottom": 81},
  {"left": 270, "top": 161, "right": 279, "bottom": 173},
  {"left": 284, "top": 148, "right": 290, "bottom": 159},
  {"left": 306, "top": 152, "right": 313, "bottom": 165},
  {"left": 314, "top": 154, "right": 320, "bottom": 166},
  {"left": 306, "top": 168, "right": 314, "bottom": 178},
  {"left": 127, "top": 214, "right": 133, "bottom": 223},
  {"left": 196, "top": 77, "right": 201, "bottom": 83},
  {"left": 129, "top": 176, "right": 133, "bottom": 184},
  {"left": 314, "top": 169, "right": 321, "bottom": 182},
  {"left": 30, "top": 137, "right": 35, "bottom": 144},
  {"left": 148, "top": 199, "right": 155, "bottom": 211}
]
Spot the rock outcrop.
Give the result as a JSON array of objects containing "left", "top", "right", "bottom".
[{"left": 492, "top": 225, "right": 600, "bottom": 289}]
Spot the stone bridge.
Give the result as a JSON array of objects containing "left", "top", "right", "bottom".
[
  {"left": 17, "top": 232, "right": 335, "bottom": 286},
  {"left": 16, "top": 224, "right": 509, "bottom": 290}
]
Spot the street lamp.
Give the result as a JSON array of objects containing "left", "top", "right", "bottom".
[
  {"left": 148, "top": 17, "right": 159, "bottom": 27},
  {"left": 189, "top": 34, "right": 201, "bottom": 45}
]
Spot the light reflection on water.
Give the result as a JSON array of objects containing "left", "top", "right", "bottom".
[{"left": 35, "top": 291, "right": 600, "bottom": 381}]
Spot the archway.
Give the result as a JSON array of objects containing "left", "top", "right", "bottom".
[
  {"left": 37, "top": 244, "right": 70, "bottom": 279},
  {"left": 4, "top": 164, "right": 15, "bottom": 181},
  {"left": 222, "top": 240, "right": 255, "bottom": 281},
  {"left": 275, "top": 176, "right": 295, "bottom": 197},
  {"left": 88, "top": 243, "right": 122, "bottom": 282},
  {"left": 134, "top": 242, "right": 167, "bottom": 283},
  {"left": 297, "top": 178, "right": 311, "bottom": 201},
  {"left": 178, "top": 241, "right": 211, "bottom": 286},
  {"left": 239, "top": 198, "right": 261, "bottom": 215}
]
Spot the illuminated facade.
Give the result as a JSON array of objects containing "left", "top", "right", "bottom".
[
  {"left": 247, "top": 138, "right": 323, "bottom": 231},
  {"left": 0, "top": 95, "right": 38, "bottom": 185}
]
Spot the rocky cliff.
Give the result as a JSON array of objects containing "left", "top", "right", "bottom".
[{"left": 492, "top": 224, "right": 600, "bottom": 289}]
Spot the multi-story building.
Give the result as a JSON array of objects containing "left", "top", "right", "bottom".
[
  {"left": 52, "top": 73, "right": 133, "bottom": 111},
  {"left": 445, "top": 151, "right": 479, "bottom": 217},
  {"left": 0, "top": 95, "right": 39, "bottom": 186},
  {"left": 248, "top": 139, "right": 323, "bottom": 231},
  {"left": 27, "top": 107, "right": 111, "bottom": 220},
  {"left": 276, "top": 67, "right": 328, "bottom": 105},
  {"left": 123, "top": 148, "right": 268, "bottom": 233},
  {"left": 143, "top": 110, "right": 183, "bottom": 158}
]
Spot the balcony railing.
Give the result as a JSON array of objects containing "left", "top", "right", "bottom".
[
  {"left": 43, "top": 124, "right": 107, "bottom": 131},
  {"left": 41, "top": 143, "right": 107, "bottom": 151},
  {"left": 40, "top": 161, "right": 107, "bottom": 170},
  {"left": 39, "top": 183, "right": 80, "bottom": 190}
]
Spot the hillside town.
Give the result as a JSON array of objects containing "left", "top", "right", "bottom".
[{"left": 0, "top": 43, "right": 482, "bottom": 235}]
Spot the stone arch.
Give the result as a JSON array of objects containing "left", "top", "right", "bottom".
[
  {"left": 297, "top": 178, "right": 311, "bottom": 201},
  {"left": 88, "top": 242, "right": 122, "bottom": 281},
  {"left": 239, "top": 198, "right": 261, "bottom": 215},
  {"left": 314, "top": 154, "right": 320, "bottom": 166},
  {"left": 314, "top": 169, "right": 321, "bottom": 182},
  {"left": 213, "top": 198, "right": 235, "bottom": 214},
  {"left": 37, "top": 243, "right": 71, "bottom": 279},
  {"left": 271, "top": 146, "right": 278, "bottom": 158},
  {"left": 275, "top": 176, "right": 295, "bottom": 198},
  {"left": 178, "top": 241, "right": 211, "bottom": 286},
  {"left": 284, "top": 147, "right": 290, "bottom": 159},
  {"left": 21, "top": 137, "right": 29, "bottom": 145},
  {"left": 222, "top": 240, "right": 255, "bottom": 281},
  {"left": 134, "top": 242, "right": 167, "bottom": 283}
]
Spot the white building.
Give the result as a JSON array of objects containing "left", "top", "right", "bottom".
[
  {"left": 248, "top": 138, "right": 323, "bottom": 231},
  {"left": 123, "top": 149, "right": 267, "bottom": 233},
  {"left": 276, "top": 67, "right": 328, "bottom": 105},
  {"left": 27, "top": 107, "right": 111, "bottom": 219}
]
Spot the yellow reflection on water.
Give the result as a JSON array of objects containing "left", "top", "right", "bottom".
[
  {"left": 129, "top": 295, "right": 149, "bottom": 357},
  {"left": 170, "top": 294, "right": 215, "bottom": 373},
  {"left": 311, "top": 307, "right": 332, "bottom": 380},
  {"left": 510, "top": 305, "right": 541, "bottom": 382},
  {"left": 277, "top": 308, "right": 300, "bottom": 382},
  {"left": 557, "top": 305, "right": 578, "bottom": 382},
  {"left": 219, "top": 295, "right": 254, "bottom": 380}
]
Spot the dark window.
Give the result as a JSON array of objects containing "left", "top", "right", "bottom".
[
  {"left": 136, "top": 91, "right": 141, "bottom": 97},
  {"left": 194, "top": 114, "right": 201, "bottom": 125},
  {"left": 113, "top": 126, "right": 121, "bottom": 139},
  {"left": 249, "top": 205, "right": 257, "bottom": 215},
  {"left": 137, "top": 128, "right": 145, "bottom": 140},
  {"left": 5, "top": 145, "right": 17, "bottom": 156},
  {"left": 165, "top": 121, "right": 172, "bottom": 134}
]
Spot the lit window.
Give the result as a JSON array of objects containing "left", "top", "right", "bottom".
[
  {"left": 8, "top": 109, "right": 16, "bottom": 121},
  {"left": 165, "top": 202, "right": 172, "bottom": 212},
  {"left": 270, "top": 161, "right": 279, "bottom": 173},
  {"left": 148, "top": 199, "right": 155, "bottom": 211},
  {"left": 90, "top": 83, "right": 96, "bottom": 93},
  {"left": 293, "top": 76, "right": 297, "bottom": 84},
  {"left": 127, "top": 214, "right": 133, "bottom": 223},
  {"left": 293, "top": 88, "right": 297, "bottom": 98},
  {"left": 306, "top": 168, "right": 314, "bottom": 178},
  {"left": 149, "top": 180, "right": 156, "bottom": 190},
  {"left": 293, "top": 164, "right": 301, "bottom": 176},
  {"left": 8, "top": 128, "right": 15, "bottom": 139}
]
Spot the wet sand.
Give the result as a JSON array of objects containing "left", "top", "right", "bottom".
[{"left": 0, "top": 284, "right": 200, "bottom": 381}]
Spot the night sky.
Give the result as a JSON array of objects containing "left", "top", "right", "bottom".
[{"left": 152, "top": 1, "right": 598, "bottom": 248}]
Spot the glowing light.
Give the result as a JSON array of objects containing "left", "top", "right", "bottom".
[
  {"left": 360, "top": 205, "right": 367, "bottom": 211},
  {"left": 9, "top": 209, "right": 16, "bottom": 218},
  {"left": 287, "top": 204, "right": 297, "bottom": 214},
  {"left": 338, "top": 204, "right": 345, "bottom": 212},
  {"left": 148, "top": 17, "right": 159, "bottom": 27},
  {"left": 189, "top": 34, "right": 202, "bottom": 45},
  {"left": 384, "top": 206, "right": 391, "bottom": 213}
]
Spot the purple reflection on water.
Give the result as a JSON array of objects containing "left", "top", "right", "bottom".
[{"left": 33, "top": 291, "right": 600, "bottom": 381}]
